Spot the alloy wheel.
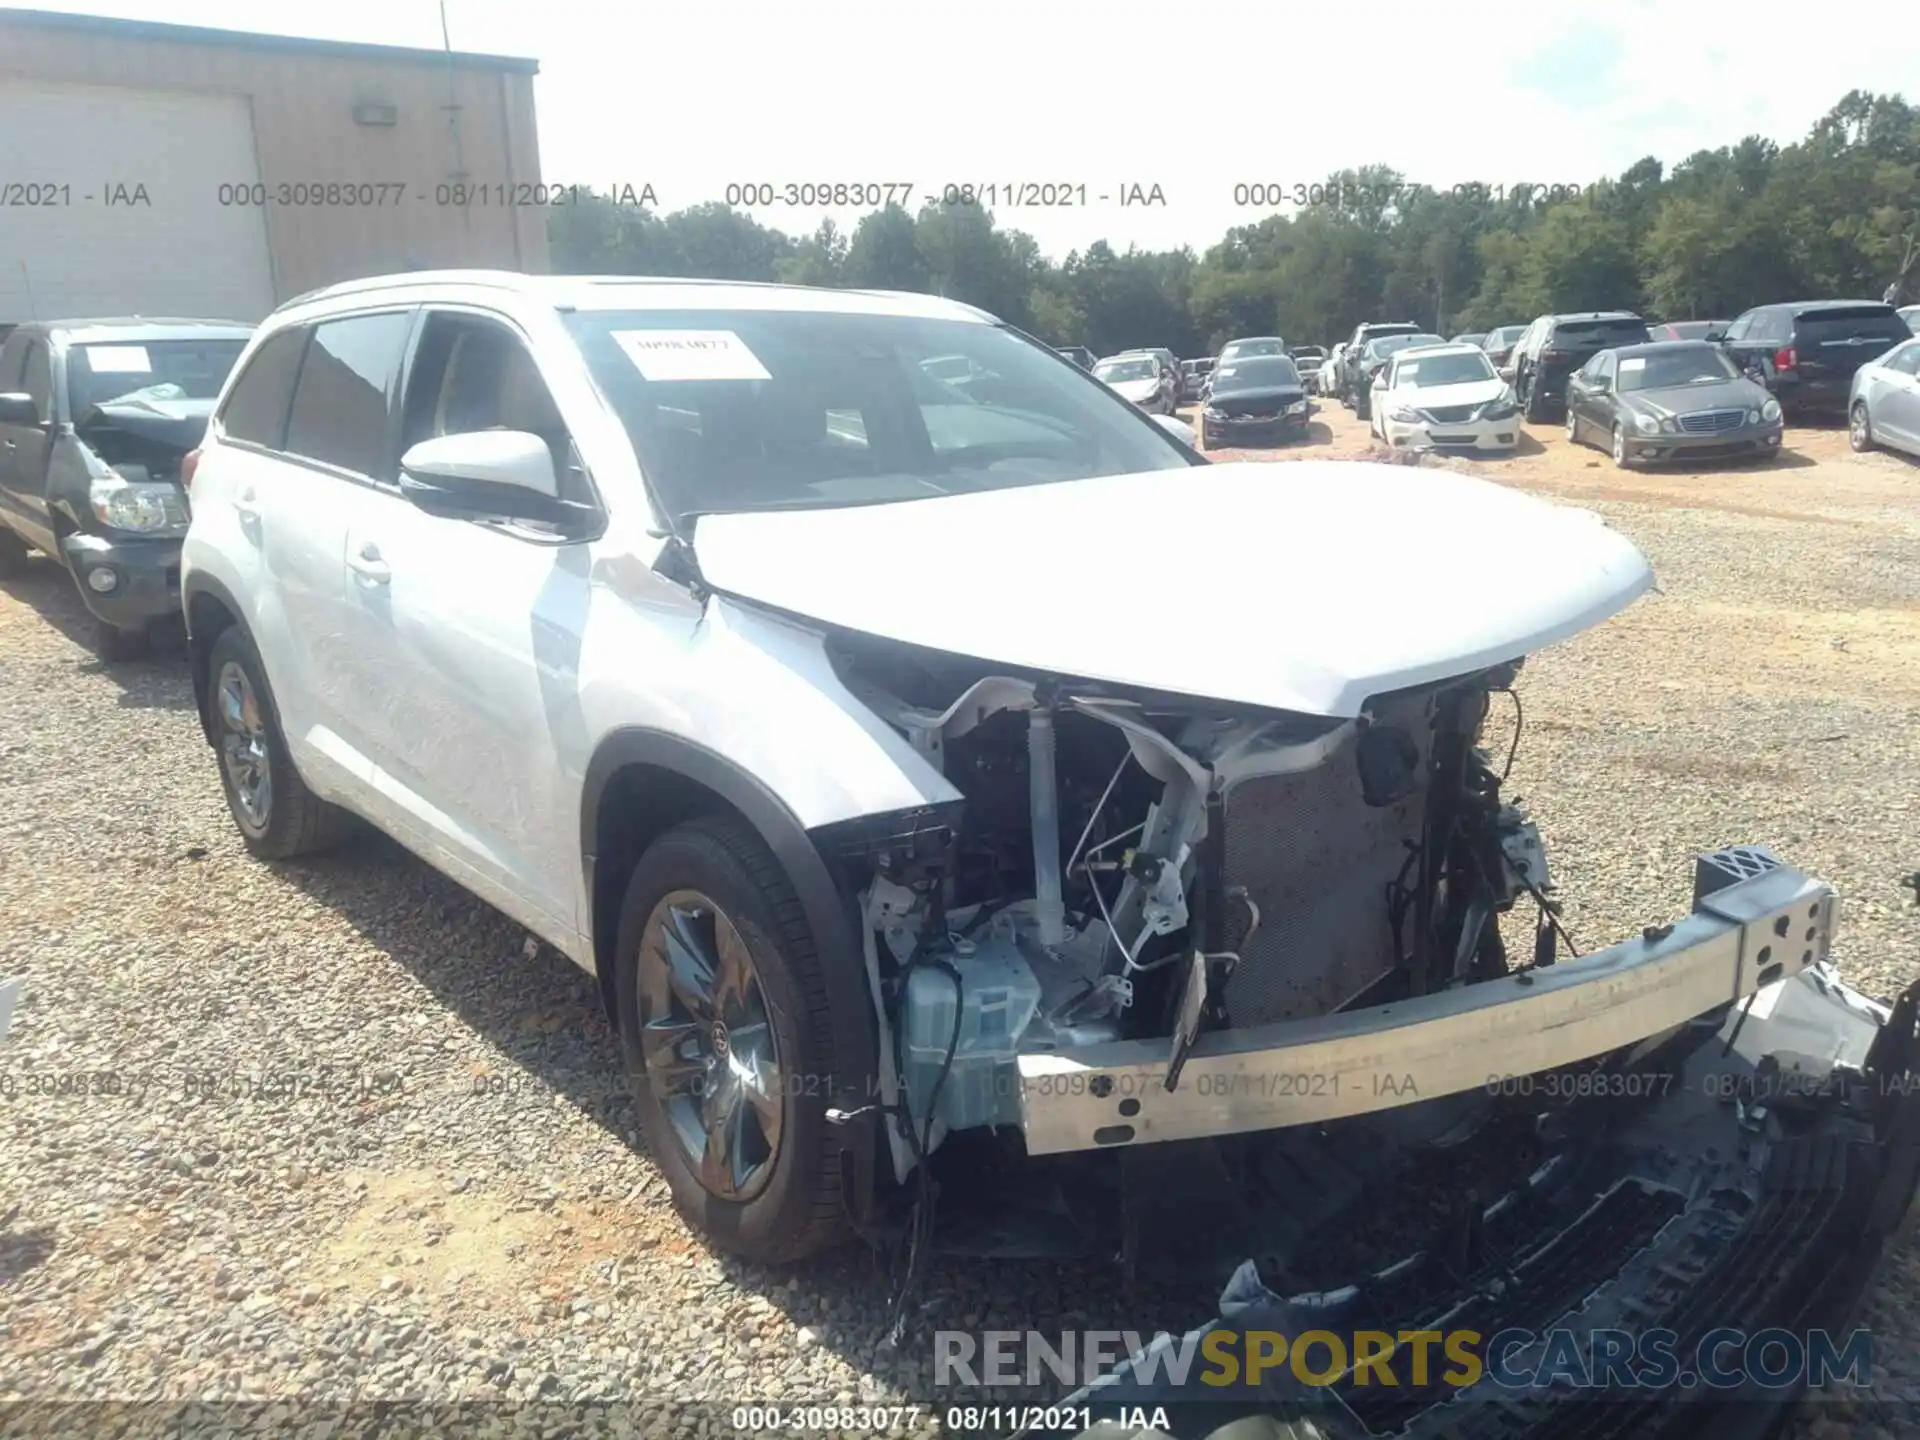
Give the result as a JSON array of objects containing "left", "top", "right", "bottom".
[
  {"left": 637, "top": 891, "right": 784, "bottom": 1201},
  {"left": 1612, "top": 425, "right": 1629, "bottom": 466},
  {"left": 1850, "top": 404, "right": 1872, "bottom": 452},
  {"left": 216, "top": 661, "right": 273, "bottom": 829}
]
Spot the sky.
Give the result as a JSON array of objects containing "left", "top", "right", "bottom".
[{"left": 10, "top": 0, "right": 1916, "bottom": 260}]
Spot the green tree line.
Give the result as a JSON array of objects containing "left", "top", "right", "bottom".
[{"left": 550, "top": 92, "right": 1918, "bottom": 356}]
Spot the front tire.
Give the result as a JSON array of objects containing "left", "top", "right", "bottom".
[
  {"left": 206, "top": 626, "right": 355, "bottom": 858},
  {"left": 1850, "top": 401, "right": 1875, "bottom": 453},
  {"left": 93, "top": 617, "right": 152, "bottom": 663},
  {"left": 616, "top": 815, "right": 851, "bottom": 1264},
  {"left": 1611, "top": 423, "right": 1635, "bottom": 469}
]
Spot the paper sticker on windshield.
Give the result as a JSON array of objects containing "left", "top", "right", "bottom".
[
  {"left": 1619, "top": 357, "right": 1647, "bottom": 372},
  {"left": 613, "top": 330, "right": 771, "bottom": 382},
  {"left": 84, "top": 345, "right": 152, "bottom": 373}
]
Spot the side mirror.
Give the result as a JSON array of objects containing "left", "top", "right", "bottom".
[
  {"left": 0, "top": 392, "right": 42, "bottom": 426},
  {"left": 1153, "top": 413, "right": 1197, "bottom": 447},
  {"left": 399, "top": 430, "right": 585, "bottom": 529},
  {"left": 1703, "top": 329, "right": 1727, "bottom": 343}
]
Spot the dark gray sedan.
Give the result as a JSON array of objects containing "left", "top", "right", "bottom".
[{"left": 1564, "top": 341, "right": 1782, "bottom": 468}]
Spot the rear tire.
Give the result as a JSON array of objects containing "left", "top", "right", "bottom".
[
  {"left": 616, "top": 815, "right": 852, "bottom": 1264},
  {"left": 1521, "top": 373, "right": 1547, "bottom": 423},
  {"left": 1849, "top": 401, "right": 1875, "bottom": 453},
  {"left": 206, "top": 626, "right": 356, "bottom": 859}
]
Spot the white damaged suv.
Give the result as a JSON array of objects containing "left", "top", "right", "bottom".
[{"left": 181, "top": 273, "right": 1914, "bottom": 1333}]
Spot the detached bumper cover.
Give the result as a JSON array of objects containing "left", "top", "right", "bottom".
[{"left": 1019, "top": 853, "right": 1834, "bottom": 1156}]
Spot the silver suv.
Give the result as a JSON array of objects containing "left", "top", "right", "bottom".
[{"left": 181, "top": 271, "right": 1891, "bottom": 1299}]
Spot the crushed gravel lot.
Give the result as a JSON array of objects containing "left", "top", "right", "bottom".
[{"left": 3, "top": 402, "right": 1918, "bottom": 1438}]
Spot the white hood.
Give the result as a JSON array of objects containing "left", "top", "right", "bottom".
[
  {"left": 691, "top": 460, "right": 1653, "bottom": 718},
  {"left": 1107, "top": 377, "right": 1160, "bottom": 404},
  {"left": 1388, "top": 377, "right": 1509, "bottom": 410}
]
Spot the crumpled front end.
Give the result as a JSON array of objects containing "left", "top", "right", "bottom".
[
  {"left": 804, "top": 623, "right": 1919, "bottom": 1406},
  {"left": 1045, "top": 951, "right": 1920, "bottom": 1440}
]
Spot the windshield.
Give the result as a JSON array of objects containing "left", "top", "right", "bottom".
[
  {"left": 1221, "top": 339, "right": 1284, "bottom": 360},
  {"left": 68, "top": 339, "right": 247, "bottom": 414},
  {"left": 1211, "top": 357, "right": 1301, "bottom": 392},
  {"left": 1368, "top": 334, "right": 1444, "bottom": 360},
  {"left": 1393, "top": 351, "right": 1496, "bottom": 387},
  {"left": 565, "top": 309, "right": 1192, "bottom": 521},
  {"left": 1095, "top": 358, "right": 1159, "bottom": 383},
  {"left": 1619, "top": 346, "right": 1740, "bottom": 391}
]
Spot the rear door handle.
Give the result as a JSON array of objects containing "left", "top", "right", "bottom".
[{"left": 347, "top": 540, "right": 391, "bottom": 585}]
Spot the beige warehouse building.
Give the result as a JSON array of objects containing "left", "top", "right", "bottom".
[{"left": 0, "top": 7, "right": 548, "bottom": 324}]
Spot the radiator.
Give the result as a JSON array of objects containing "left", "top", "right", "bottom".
[{"left": 1220, "top": 689, "right": 1434, "bottom": 1025}]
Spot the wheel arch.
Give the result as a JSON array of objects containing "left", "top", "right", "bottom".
[
  {"left": 580, "top": 728, "right": 878, "bottom": 1095},
  {"left": 183, "top": 572, "right": 247, "bottom": 747}
]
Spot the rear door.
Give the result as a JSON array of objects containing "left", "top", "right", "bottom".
[{"left": 265, "top": 310, "right": 416, "bottom": 790}]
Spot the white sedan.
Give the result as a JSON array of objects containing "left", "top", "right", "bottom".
[
  {"left": 1093, "top": 353, "right": 1178, "bottom": 414},
  {"left": 1369, "top": 343, "right": 1521, "bottom": 453}
]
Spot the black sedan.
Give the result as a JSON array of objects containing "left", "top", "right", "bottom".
[
  {"left": 1200, "top": 355, "right": 1311, "bottom": 447},
  {"left": 1564, "top": 342, "right": 1783, "bottom": 468}
]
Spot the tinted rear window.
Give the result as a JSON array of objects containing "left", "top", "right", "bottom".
[
  {"left": 1796, "top": 307, "right": 1909, "bottom": 346},
  {"left": 1551, "top": 319, "right": 1650, "bottom": 346},
  {"left": 218, "top": 329, "right": 309, "bottom": 448}
]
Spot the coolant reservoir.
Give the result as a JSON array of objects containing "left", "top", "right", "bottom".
[{"left": 900, "top": 945, "right": 1042, "bottom": 1140}]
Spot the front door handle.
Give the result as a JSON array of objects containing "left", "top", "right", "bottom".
[{"left": 347, "top": 540, "right": 391, "bottom": 585}]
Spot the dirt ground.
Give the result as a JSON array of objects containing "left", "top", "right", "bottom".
[{"left": 2, "top": 393, "right": 1919, "bottom": 1432}]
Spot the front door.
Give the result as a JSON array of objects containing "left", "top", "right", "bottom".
[{"left": 0, "top": 339, "right": 58, "bottom": 552}]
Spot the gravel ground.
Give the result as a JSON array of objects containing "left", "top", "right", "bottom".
[{"left": 3, "top": 404, "right": 1918, "bottom": 1439}]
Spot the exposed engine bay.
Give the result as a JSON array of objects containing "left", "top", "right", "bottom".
[
  {"left": 810, "top": 627, "right": 1920, "bottom": 1439},
  {"left": 824, "top": 629, "right": 1556, "bottom": 1181}
]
